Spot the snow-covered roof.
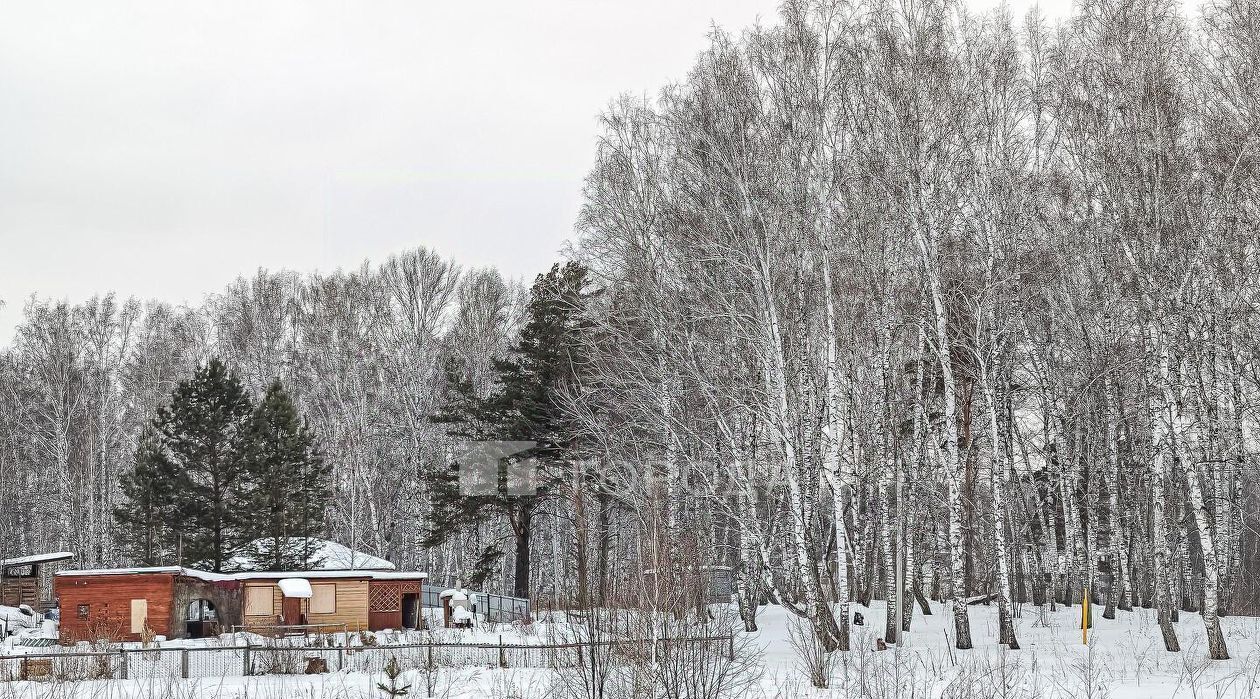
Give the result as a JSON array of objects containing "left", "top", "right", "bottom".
[
  {"left": 227, "top": 538, "right": 395, "bottom": 572},
  {"left": 277, "top": 578, "right": 313, "bottom": 598},
  {"left": 56, "top": 566, "right": 235, "bottom": 583},
  {"left": 1, "top": 552, "right": 75, "bottom": 568},
  {"left": 237, "top": 570, "right": 426, "bottom": 581},
  {"left": 58, "top": 566, "right": 425, "bottom": 583}
]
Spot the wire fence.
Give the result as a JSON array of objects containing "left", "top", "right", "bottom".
[
  {"left": 0, "top": 635, "right": 735, "bottom": 682},
  {"left": 419, "top": 584, "right": 531, "bottom": 623}
]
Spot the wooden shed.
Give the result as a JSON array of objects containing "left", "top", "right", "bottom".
[
  {"left": 54, "top": 567, "right": 242, "bottom": 643},
  {"left": 235, "top": 571, "right": 427, "bottom": 633},
  {"left": 1, "top": 552, "right": 75, "bottom": 611}
]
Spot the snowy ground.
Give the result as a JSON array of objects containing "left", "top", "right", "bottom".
[{"left": 2, "top": 600, "right": 1259, "bottom": 697}]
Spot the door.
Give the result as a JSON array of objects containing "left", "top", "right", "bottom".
[
  {"left": 281, "top": 596, "right": 303, "bottom": 626},
  {"left": 130, "top": 599, "right": 148, "bottom": 634},
  {"left": 401, "top": 594, "right": 419, "bottom": 629}
]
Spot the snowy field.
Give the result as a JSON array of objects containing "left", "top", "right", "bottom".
[{"left": 2, "top": 600, "right": 1259, "bottom": 698}]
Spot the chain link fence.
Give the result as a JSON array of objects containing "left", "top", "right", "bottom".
[{"left": 0, "top": 634, "right": 734, "bottom": 682}]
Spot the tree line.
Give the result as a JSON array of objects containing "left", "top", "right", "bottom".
[
  {"left": 115, "top": 359, "right": 330, "bottom": 572},
  {"left": 2, "top": 0, "right": 1259, "bottom": 666},
  {"left": 0, "top": 250, "right": 527, "bottom": 586},
  {"left": 566, "top": 0, "right": 1260, "bottom": 663}
]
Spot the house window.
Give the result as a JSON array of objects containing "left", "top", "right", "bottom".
[
  {"left": 310, "top": 584, "right": 336, "bottom": 614},
  {"left": 245, "top": 586, "right": 273, "bottom": 616},
  {"left": 77, "top": 604, "right": 90, "bottom": 620},
  {"left": 187, "top": 598, "right": 217, "bottom": 622}
]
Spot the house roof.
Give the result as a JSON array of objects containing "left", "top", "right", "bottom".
[
  {"left": 57, "top": 566, "right": 426, "bottom": 583},
  {"left": 235, "top": 570, "right": 427, "bottom": 581},
  {"left": 227, "top": 538, "right": 395, "bottom": 572},
  {"left": 56, "top": 566, "right": 235, "bottom": 583},
  {"left": 1, "top": 552, "right": 75, "bottom": 569}
]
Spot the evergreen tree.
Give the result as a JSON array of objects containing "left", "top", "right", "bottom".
[
  {"left": 239, "top": 379, "right": 332, "bottom": 571},
  {"left": 428, "top": 262, "right": 592, "bottom": 599},
  {"left": 114, "top": 428, "right": 180, "bottom": 565},
  {"left": 150, "top": 358, "right": 253, "bottom": 571}
]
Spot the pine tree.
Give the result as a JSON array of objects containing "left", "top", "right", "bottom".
[
  {"left": 376, "top": 656, "right": 411, "bottom": 697},
  {"left": 114, "top": 428, "right": 181, "bottom": 565},
  {"left": 428, "top": 262, "right": 592, "bottom": 599},
  {"left": 151, "top": 358, "right": 254, "bottom": 571},
  {"left": 239, "top": 379, "right": 332, "bottom": 571}
]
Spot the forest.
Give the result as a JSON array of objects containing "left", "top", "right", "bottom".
[{"left": 2, "top": 0, "right": 1259, "bottom": 666}]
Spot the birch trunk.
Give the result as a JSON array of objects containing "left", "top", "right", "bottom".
[
  {"left": 915, "top": 230, "right": 972, "bottom": 650},
  {"left": 820, "top": 238, "right": 851, "bottom": 652},
  {"left": 1147, "top": 320, "right": 1181, "bottom": 652}
]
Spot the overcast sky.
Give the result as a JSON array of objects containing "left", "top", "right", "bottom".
[{"left": 0, "top": 0, "right": 1077, "bottom": 345}]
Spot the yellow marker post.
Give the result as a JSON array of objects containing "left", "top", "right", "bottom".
[{"left": 1081, "top": 586, "right": 1089, "bottom": 644}]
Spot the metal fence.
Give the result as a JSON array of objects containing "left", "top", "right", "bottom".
[
  {"left": 419, "top": 584, "right": 530, "bottom": 623},
  {"left": 480, "top": 592, "right": 531, "bottom": 622},
  {"left": 0, "top": 635, "right": 734, "bottom": 682}
]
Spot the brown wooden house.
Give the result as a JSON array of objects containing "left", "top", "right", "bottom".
[
  {"left": 235, "top": 571, "right": 427, "bottom": 633},
  {"left": 54, "top": 567, "right": 427, "bottom": 643},
  {"left": 54, "top": 567, "right": 242, "bottom": 643},
  {"left": 1, "top": 552, "right": 75, "bottom": 611}
]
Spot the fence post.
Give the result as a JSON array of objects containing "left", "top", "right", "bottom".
[
  {"left": 119, "top": 649, "right": 128, "bottom": 680},
  {"left": 242, "top": 644, "right": 251, "bottom": 676},
  {"left": 180, "top": 649, "right": 189, "bottom": 679},
  {"left": 727, "top": 634, "right": 735, "bottom": 661},
  {"left": 498, "top": 635, "right": 505, "bottom": 668},
  {"left": 338, "top": 642, "right": 345, "bottom": 672}
]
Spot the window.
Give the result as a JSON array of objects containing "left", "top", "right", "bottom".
[
  {"left": 130, "top": 599, "right": 148, "bottom": 634},
  {"left": 245, "top": 586, "right": 273, "bottom": 616},
  {"left": 187, "top": 599, "right": 217, "bottom": 622},
  {"left": 77, "top": 604, "right": 89, "bottom": 620},
  {"left": 310, "top": 584, "right": 336, "bottom": 614}
]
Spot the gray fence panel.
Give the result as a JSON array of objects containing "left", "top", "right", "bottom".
[{"left": 0, "top": 634, "right": 733, "bottom": 681}]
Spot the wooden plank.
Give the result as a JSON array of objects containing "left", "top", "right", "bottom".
[{"left": 53, "top": 574, "right": 176, "bottom": 643}]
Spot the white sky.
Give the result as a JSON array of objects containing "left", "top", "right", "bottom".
[{"left": 0, "top": 0, "right": 1076, "bottom": 345}]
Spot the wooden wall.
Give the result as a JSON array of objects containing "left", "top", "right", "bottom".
[
  {"left": 240, "top": 579, "right": 371, "bottom": 632},
  {"left": 0, "top": 577, "right": 36, "bottom": 608},
  {"left": 54, "top": 574, "right": 175, "bottom": 643}
]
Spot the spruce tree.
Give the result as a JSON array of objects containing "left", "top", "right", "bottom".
[
  {"left": 114, "top": 428, "right": 180, "bottom": 565},
  {"left": 151, "top": 358, "right": 254, "bottom": 571},
  {"left": 239, "top": 379, "right": 332, "bottom": 571},
  {"left": 428, "top": 262, "right": 592, "bottom": 598}
]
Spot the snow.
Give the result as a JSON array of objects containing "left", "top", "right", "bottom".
[
  {"left": 0, "top": 552, "right": 74, "bottom": 568},
  {"left": 227, "top": 538, "right": 394, "bottom": 571},
  {"left": 3, "top": 600, "right": 1260, "bottom": 697},
  {"left": 55, "top": 567, "right": 235, "bottom": 583},
  {"left": 0, "top": 605, "right": 38, "bottom": 632},
  {"left": 233, "top": 570, "right": 425, "bottom": 581},
  {"left": 275, "top": 578, "right": 311, "bottom": 598},
  {"left": 57, "top": 567, "right": 424, "bottom": 583}
]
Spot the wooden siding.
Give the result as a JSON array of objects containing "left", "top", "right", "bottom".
[
  {"left": 240, "top": 579, "right": 371, "bottom": 632},
  {"left": 54, "top": 574, "right": 176, "bottom": 643},
  {"left": 310, "top": 580, "right": 368, "bottom": 630},
  {"left": 368, "top": 582, "right": 401, "bottom": 630},
  {"left": 0, "top": 577, "right": 36, "bottom": 608}
]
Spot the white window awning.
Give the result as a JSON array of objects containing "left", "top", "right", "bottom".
[{"left": 278, "top": 578, "right": 313, "bottom": 598}]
